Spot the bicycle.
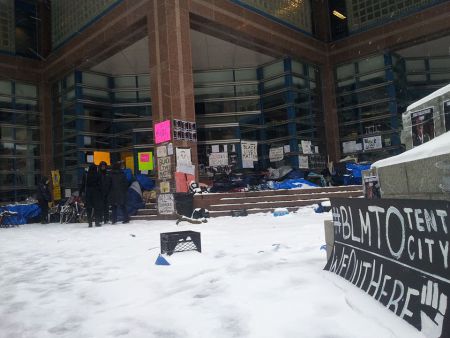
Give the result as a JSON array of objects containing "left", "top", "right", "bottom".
[
  {"left": 59, "top": 196, "right": 87, "bottom": 224},
  {"left": 0, "top": 210, "right": 19, "bottom": 228}
]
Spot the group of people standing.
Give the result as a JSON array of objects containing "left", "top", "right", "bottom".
[{"left": 80, "top": 161, "right": 130, "bottom": 227}]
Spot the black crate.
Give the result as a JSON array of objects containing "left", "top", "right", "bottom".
[{"left": 160, "top": 230, "right": 201, "bottom": 256}]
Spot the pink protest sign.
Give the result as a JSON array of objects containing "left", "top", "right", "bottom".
[
  {"left": 154, "top": 120, "right": 171, "bottom": 144},
  {"left": 140, "top": 153, "right": 149, "bottom": 162}
]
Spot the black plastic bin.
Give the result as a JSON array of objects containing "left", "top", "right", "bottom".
[{"left": 174, "top": 192, "right": 194, "bottom": 217}]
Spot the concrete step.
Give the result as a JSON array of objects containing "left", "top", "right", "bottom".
[
  {"left": 136, "top": 208, "right": 158, "bottom": 216},
  {"left": 208, "top": 206, "right": 304, "bottom": 217},
  {"left": 207, "top": 197, "right": 330, "bottom": 211},
  {"left": 213, "top": 190, "right": 362, "bottom": 204}
]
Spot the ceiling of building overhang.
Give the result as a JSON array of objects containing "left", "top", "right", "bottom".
[
  {"left": 396, "top": 35, "right": 450, "bottom": 58},
  {"left": 90, "top": 30, "right": 274, "bottom": 75}
]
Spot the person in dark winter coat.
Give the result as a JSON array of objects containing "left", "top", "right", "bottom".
[
  {"left": 36, "top": 176, "right": 51, "bottom": 224},
  {"left": 109, "top": 161, "right": 130, "bottom": 224},
  {"left": 80, "top": 164, "right": 102, "bottom": 227},
  {"left": 98, "top": 161, "right": 112, "bottom": 224}
]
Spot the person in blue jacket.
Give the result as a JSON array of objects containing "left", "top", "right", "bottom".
[{"left": 36, "top": 176, "right": 51, "bottom": 224}]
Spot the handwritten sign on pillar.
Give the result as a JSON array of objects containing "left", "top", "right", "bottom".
[
  {"left": 138, "top": 152, "right": 153, "bottom": 171},
  {"left": 325, "top": 198, "right": 450, "bottom": 337},
  {"left": 154, "top": 120, "right": 171, "bottom": 144}
]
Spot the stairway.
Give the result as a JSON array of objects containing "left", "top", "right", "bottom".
[{"left": 131, "top": 185, "right": 363, "bottom": 220}]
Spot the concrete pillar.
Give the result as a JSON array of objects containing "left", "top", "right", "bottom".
[
  {"left": 321, "top": 61, "right": 341, "bottom": 162},
  {"left": 39, "top": 80, "right": 53, "bottom": 178},
  {"left": 147, "top": 0, "right": 198, "bottom": 197}
]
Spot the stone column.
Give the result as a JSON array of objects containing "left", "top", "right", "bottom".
[
  {"left": 321, "top": 61, "right": 341, "bottom": 162},
  {"left": 147, "top": 0, "right": 197, "bottom": 202},
  {"left": 39, "top": 80, "right": 53, "bottom": 178}
]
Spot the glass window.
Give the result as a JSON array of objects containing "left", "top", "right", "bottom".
[
  {"left": 0, "top": 126, "right": 13, "bottom": 140},
  {"left": 83, "top": 73, "right": 109, "bottom": 88},
  {"left": 358, "top": 55, "right": 385, "bottom": 74},
  {"left": 0, "top": 80, "right": 12, "bottom": 95},
  {"left": 16, "top": 83, "right": 37, "bottom": 98},
  {"left": 337, "top": 64, "right": 355, "bottom": 81},
  {"left": 263, "top": 61, "right": 284, "bottom": 78},
  {"left": 292, "top": 60, "right": 305, "bottom": 75},
  {"left": 138, "top": 75, "right": 150, "bottom": 87},
  {"left": 263, "top": 77, "right": 285, "bottom": 93},
  {"left": 115, "top": 91, "right": 137, "bottom": 102},
  {"left": 115, "top": 76, "right": 136, "bottom": 88},
  {"left": 405, "top": 59, "right": 426, "bottom": 72},
  {"left": 429, "top": 58, "right": 450, "bottom": 70},
  {"left": 234, "top": 69, "right": 257, "bottom": 81},
  {"left": 194, "top": 71, "right": 234, "bottom": 84}
]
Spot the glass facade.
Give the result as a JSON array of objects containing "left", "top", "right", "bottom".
[
  {"left": 51, "top": 0, "right": 121, "bottom": 48},
  {"left": 344, "top": 0, "right": 445, "bottom": 34},
  {"left": 0, "top": 78, "right": 40, "bottom": 202},
  {"left": 52, "top": 70, "right": 152, "bottom": 190},
  {"left": 234, "top": 0, "right": 312, "bottom": 33},
  {"left": 335, "top": 54, "right": 402, "bottom": 161},
  {"left": 195, "top": 57, "right": 325, "bottom": 178},
  {"left": 0, "top": 0, "right": 15, "bottom": 53}
]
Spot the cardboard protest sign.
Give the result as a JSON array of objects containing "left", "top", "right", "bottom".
[
  {"left": 157, "top": 193, "right": 174, "bottom": 214},
  {"left": 241, "top": 141, "right": 258, "bottom": 162},
  {"left": 138, "top": 152, "right": 153, "bottom": 171},
  {"left": 154, "top": 120, "right": 171, "bottom": 144},
  {"left": 209, "top": 152, "right": 228, "bottom": 166},
  {"left": 269, "top": 147, "right": 283, "bottom": 162},
  {"left": 325, "top": 198, "right": 450, "bottom": 337},
  {"left": 363, "top": 136, "right": 382, "bottom": 150},
  {"left": 158, "top": 156, "right": 171, "bottom": 179}
]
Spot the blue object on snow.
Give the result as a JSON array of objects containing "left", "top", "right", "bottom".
[
  {"left": 320, "top": 244, "right": 327, "bottom": 251},
  {"left": 155, "top": 254, "right": 170, "bottom": 265},
  {"left": 314, "top": 204, "right": 324, "bottom": 213},
  {"left": 273, "top": 208, "right": 289, "bottom": 217},
  {"left": 345, "top": 163, "right": 371, "bottom": 185},
  {"left": 136, "top": 174, "right": 155, "bottom": 191},
  {"left": 0, "top": 204, "right": 40, "bottom": 225}
]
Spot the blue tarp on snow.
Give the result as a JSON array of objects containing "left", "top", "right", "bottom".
[
  {"left": 272, "top": 178, "right": 319, "bottom": 190},
  {"left": 0, "top": 204, "right": 41, "bottom": 225}
]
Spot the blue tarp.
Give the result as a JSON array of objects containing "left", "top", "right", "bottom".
[
  {"left": 344, "top": 163, "right": 371, "bottom": 185},
  {"left": 135, "top": 174, "right": 155, "bottom": 191},
  {"left": 272, "top": 179, "right": 319, "bottom": 190},
  {"left": 0, "top": 204, "right": 41, "bottom": 225}
]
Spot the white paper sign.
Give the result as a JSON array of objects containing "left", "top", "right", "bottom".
[
  {"left": 299, "top": 155, "right": 309, "bottom": 169},
  {"left": 211, "top": 145, "right": 220, "bottom": 153},
  {"left": 301, "top": 140, "right": 312, "bottom": 154},
  {"left": 269, "top": 147, "right": 284, "bottom": 162},
  {"left": 209, "top": 152, "right": 228, "bottom": 166},
  {"left": 156, "top": 145, "right": 167, "bottom": 158},
  {"left": 141, "top": 170, "right": 148, "bottom": 175},
  {"left": 86, "top": 155, "right": 94, "bottom": 163},
  {"left": 355, "top": 143, "right": 363, "bottom": 151},
  {"left": 241, "top": 141, "right": 258, "bottom": 161},
  {"left": 363, "top": 136, "right": 382, "bottom": 150},
  {"left": 283, "top": 145, "right": 291, "bottom": 153},
  {"left": 242, "top": 159, "right": 254, "bottom": 169},
  {"left": 314, "top": 146, "right": 319, "bottom": 153},
  {"left": 167, "top": 143, "right": 174, "bottom": 155},
  {"left": 176, "top": 148, "right": 192, "bottom": 165},
  {"left": 158, "top": 157, "right": 171, "bottom": 179},
  {"left": 65, "top": 189, "right": 71, "bottom": 198},
  {"left": 176, "top": 164, "right": 195, "bottom": 175},
  {"left": 342, "top": 141, "right": 356, "bottom": 154},
  {"left": 157, "top": 193, "right": 175, "bottom": 215}
]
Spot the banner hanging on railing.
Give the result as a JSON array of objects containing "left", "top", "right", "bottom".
[{"left": 325, "top": 198, "right": 450, "bottom": 337}]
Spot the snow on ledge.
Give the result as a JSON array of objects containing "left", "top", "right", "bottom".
[
  {"left": 372, "top": 131, "right": 450, "bottom": 168},
  {"left": 406, "top": 83, "right": 450, "bottom": 112}
]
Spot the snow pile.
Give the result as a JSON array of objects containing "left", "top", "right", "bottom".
[
  {"left": 0, "top": 210, "right": 422, "bottom": 338},
  {"left": 372, "top": 131, "right": 450, "bottom": 168}
]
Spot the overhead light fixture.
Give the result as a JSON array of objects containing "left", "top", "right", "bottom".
[{"left": 333, "top": 10, "right": 346, "bottom": 20}]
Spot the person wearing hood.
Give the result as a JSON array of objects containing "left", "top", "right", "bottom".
[
  {"left": 36, "top": 176, "right": 51, "bottom": 224},
  {"left": 98, "top": 161, "right": 112, "bottom": 224},
  {"left": 109, "top": 161, "right": 130, "bottom": 224},
  {"left": 80, "top": 164, "right": 101, "bottom": 227}
]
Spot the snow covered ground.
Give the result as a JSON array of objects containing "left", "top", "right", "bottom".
[{"left": 0, "top": 207, "right": 424, "bottom": 338}]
